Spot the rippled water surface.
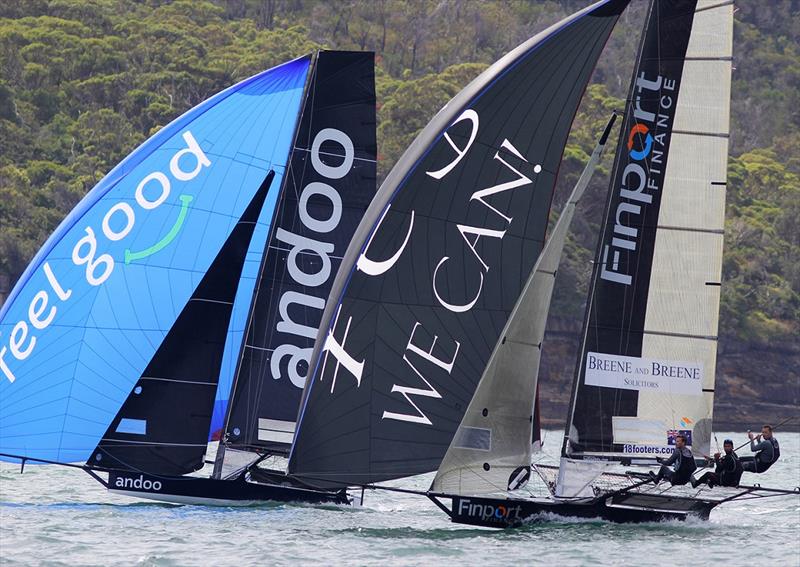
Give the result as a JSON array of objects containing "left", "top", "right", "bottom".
[{"left": 2, "top": 431, "right": 799, "bottom": 566}]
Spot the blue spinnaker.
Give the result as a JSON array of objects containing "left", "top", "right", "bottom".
[{"left": 0, "top": 57, "right": 310, "bottom": 463}]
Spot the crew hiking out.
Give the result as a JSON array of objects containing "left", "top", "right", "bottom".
[
  {"left": 649, "top": 434, "right": 696, "bottom": 486},
  {"left": 693, "top": 439, "right": 743, "bottom": 488},
  {"left": 742, "top": 424, "right": 780, "bottom": 474}
]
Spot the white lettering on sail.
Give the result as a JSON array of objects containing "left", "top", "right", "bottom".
[
  {"left": 102, "top": 203, "right": 135, "bottom": 242},
  {"left": 432, "top": 138, "right": 538, "bottom": 312},
  {"left": 0, "top": 347, "right": 15, "bottom": 383},
  {"left": 169, "top": 131, "right": 212, "bottom": 181},
  {"left": 357, "top": 206, "right": 415, "bottom": 276},
  {"left": 322, "top": 306, "right": 364, "bottom": 393},
  {"left": 10, "top": 321, "right": 35, "bottom": 360},
  {"left": 432, "top": 256, "right": 484, "bottom": 313},
  {"left": 425, "top": 109, "right": 479, "bottom": 180},
  {"left": 382, "top": 322, "right": 460, "bottom": 425},
  {"left": 275, "top": 228, "right": 334, "bottom": 287},
  {"left": 277, "top": 291, "right": 325, "bottom": 340},
  {"left": 311, "top": 128, "right": 354, "bottom": 180},
  {"left": 43, "top": 262, "right": 71, "bottom": 301},
  {"left": 601, "top": 70, "right": 675, "bottom": 286},
  {"left": 28, "top": 291, "right": 56, "bottom": 330},
  {"left": 298, "top": 182, "right": 342, "bottom": 233},
  {"left": 269, "top": 128, "right": 353, "bottom": 386},
  {"left": 0, "top": 130, "right": 212, "bottom": 384},
  {"left": 456, "top": 224, "right": 507, "bottom": 272},
  {"left": 470, "top": 139, "right": 535, "bottom": 224},
  {"left": 135, "top": 172, "right": 171, "bottom": 210},
  {"left": 72, "top": 227, "right": 114, "bottom": 286},
  {"left": 271, "top": 344, "right": 313, "bottom": 389}
]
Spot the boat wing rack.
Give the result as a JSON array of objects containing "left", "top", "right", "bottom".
[{"left": 533, "top": 463, "right": 800, "bottom": 504}]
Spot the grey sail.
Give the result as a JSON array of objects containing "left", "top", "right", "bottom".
[{"left": 431, "top": 115, "right": 618, "bottom": 495}]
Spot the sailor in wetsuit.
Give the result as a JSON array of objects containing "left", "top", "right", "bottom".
[
  {"left": 742, "top": 424, "right": 780, "bottom": 473},
  {"left": 693, "top": 439, "right": 743, "bottom": 488},
  {"left": 649, "top": 434, "right": 697, "bottom": 486}
]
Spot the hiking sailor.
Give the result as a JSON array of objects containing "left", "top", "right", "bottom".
[
  {"left": 743, "top": 424, "right": 780, "bottom": 474},
  {"left": 649, "top": 434, "right": 697, "bottom": 486},
  {"left": 693, "top": 439, "right": 743, "bottom": 488}
]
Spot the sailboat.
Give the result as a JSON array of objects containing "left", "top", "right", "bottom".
[
  {"left": 0, "top": 50, "right": 375, "bottom": 505},
  {"left": 419, "top": 0, "right": 798, "bottom": 526},
  {"left": 1, "top": 0, "right": 629, "bottom": 505}
]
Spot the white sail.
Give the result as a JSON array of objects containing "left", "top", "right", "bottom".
[
  {"left": 617, "top": 0, "right": 733, "bottom": 459},
  {"left": 432, "top": 117, "right": 617, "bottom": 495},
  {"left": 563, "top": 0, "right": 733, "bottom": 465}
]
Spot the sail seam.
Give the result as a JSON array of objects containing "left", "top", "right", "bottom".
[
  {"left": 684, "top": 56, "right": 733, "bottom": 62},
  {"left": 292, "top": 147, "right": 377, "bottom": 164},
  {"left": 244, "top": 344, "right": 273, "bottom": 352},
  {"left": 141, "top": 376, "right": 216, "bottom": 386},
  {"left": 190, "top": 298, "right": 234, "bottom": 305},
  {"left": 98, "top": 440, "right": 207, "bottom": 447}
]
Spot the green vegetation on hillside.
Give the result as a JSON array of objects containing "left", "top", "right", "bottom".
[{"left": 0, "top": 0, "right": 797, "bottom": 355}]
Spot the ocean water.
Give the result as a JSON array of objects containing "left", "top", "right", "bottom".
[{"left": 1, "top": 431, "right": 798, "bottom": 567}]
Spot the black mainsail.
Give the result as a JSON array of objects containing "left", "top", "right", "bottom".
[
  {"left": 289, "top": 0, "right": 630, "bottom": 487},
  {"left": 563, "top": 0, "right": 731, "bottom": 466},
  {"left": 215, "top": 51, "right": 377, "bottom": 474}
]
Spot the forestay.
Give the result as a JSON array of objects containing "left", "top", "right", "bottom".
[
  {"left": 0, "top": 58, "right": 310, "bottom": 464},
  {"left": 564, "top": 0, "right": 733, "bottom": 462},
  {"left": 432, "top": 115, "right": 618, "bottom": 496},
  {"left": 289, "top": 0, "right": 629, "bottom": 487}
]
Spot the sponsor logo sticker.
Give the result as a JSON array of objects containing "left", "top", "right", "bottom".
[
  {"left": 585, "top": 352, "right": 702, "bottom": 396},
  {"left": 457, "top": 498, "right": 523, "bottom": 524}
]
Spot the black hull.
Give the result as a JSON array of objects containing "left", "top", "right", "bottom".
[
  {"left": 447, "top": 493, "right": 715, "bottom": 528},
  {"left": 107, "top": 470, "right": 349, "bottom": 506}
]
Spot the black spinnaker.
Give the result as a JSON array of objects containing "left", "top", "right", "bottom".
[{"left": 289, "top": 0, "right": 629, "bottom": 488}]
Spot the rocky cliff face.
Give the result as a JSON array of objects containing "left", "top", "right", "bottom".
[{"left": 538, "top": 317, "right": 800, "bottom": 433}]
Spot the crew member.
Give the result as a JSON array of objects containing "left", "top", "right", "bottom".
[
  {"left": 692, "top": 439, "right": 743, "bottom": 488},
  {"left": 742, "top": 424, "right": 780, "bottom": 473},
  {"left": 649, "top": 434, "right": 697, "bottom": 486}
]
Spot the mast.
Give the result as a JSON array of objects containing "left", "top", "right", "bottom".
[
  {"left": 561, "top": 0, "right": 733, "bottom": 474},
  {"left": 560, "top": 0, "right": 654, "bottom": 458},
  {"left": 289, "top": 0, "right": 630, "bottom": 489}
]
